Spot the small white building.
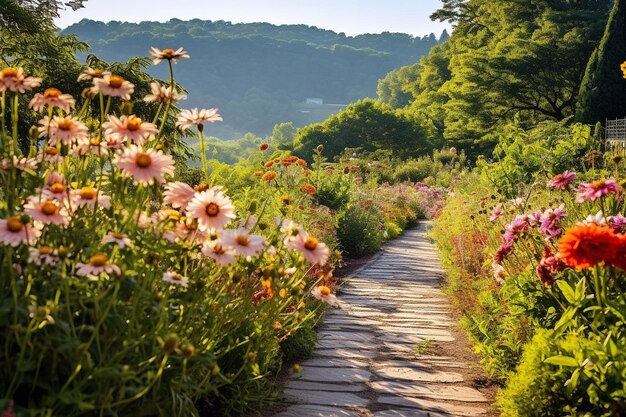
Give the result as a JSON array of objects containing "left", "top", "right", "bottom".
[{"left": 305, "top": 98, "right": 324, "bottom": 105}]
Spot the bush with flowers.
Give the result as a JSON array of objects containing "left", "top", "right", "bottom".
[
  {"left": 432, "top": 109, "right": 626, "bottom": 415},
  {"left": 0, "top": 46, "right": 446, "bottom": 416}
]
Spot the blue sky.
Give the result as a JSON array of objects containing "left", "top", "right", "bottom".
[{"left": 55, "top": 0, "right": 451, "bottom": 37}]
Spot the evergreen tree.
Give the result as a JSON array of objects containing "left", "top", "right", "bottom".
[{"left": 577, "top": 0, "right": 626, "bottom": 123}]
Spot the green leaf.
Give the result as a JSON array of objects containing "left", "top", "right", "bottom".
[
  {"left": 555, "top": 280, "right": 576, "bottom": 304},
  {"left": 545, "top": 355, "right": 579, "bottom": 367}
]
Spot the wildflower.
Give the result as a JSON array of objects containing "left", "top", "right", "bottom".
[
  {"left": 40, "top": 115, "right": 89, "bottom": 146},
  {"left": 510, "top": 197, "right": 525, "bottom": 207},
  {"left": 102, "top": 232, "right": 133, "bottom": 249},
  {"left": 610, "top": 234, "right": 626, "bottom": 270},
  {"left": 259, "top": 143, "right": 269, "bottom": 151},
  {"left": 201, "top": 239, "right": 236, "bottom": 265},
  {"left": 42, "top": 177, "right": 69, "bottom": 202},
  {"left": 489, "top": 205, "right": 503, "bottom": 222},
  {"left": 504, "top": 215, "right": 529, "bottom": 241},
  {"left": 494, "top": 238, "right": 513, "bottom": 264},
  {"left": 176, "top": 108, "right": 222, "bottom": 131},
  {"left": 622, "top": 61, "right": 626, "bottom": 79},
  {"left": 70, "top": 137, "right": 109, "bottom": 157},
  {"left": 76, "top": 253, "right": 121, "bottom": 278},
  {"left": 558, "top": 224, "right": 620, "bottom": 270},
  {"left": 576, "top": 179, "right": 621, "bottom": 203},
  {"left": 287, "top": 233, "right": 329, "bottom": 265},
  {"left": 39, "top": 146, "right": 64, "bottom": 163},
  {"left": 103, "top": 115, "right": 159, "bottom": 146},
  {"left": 1, "top": 156, "right": 38, "bottom": 171},
  {"left": 262, "top": 171, "right": 277, "bottom": 182},
  {"left": 0, "top": 216, "right": 40, "bottom": 246},
  {"left": 547, "top": 171, "right": 577, "bottom": 189},
  {"left": 162, "top": 271, "right": 190, "bottom": 288},
  {"left": 114, "top": 145, "right": 175, "bottom": 186},
  {"left": 77, "top": 67, "right": 110, "bottom": 82},
  {"left": 0, "top": 67, "right": 41, "bottom": 93},
  {"left": 253, "top": 170, "right": 263, "bottom": 177},
  {"left": 581, "top": 211, "right": 607, "bottom": 226},
  {"left": 264, "top": 161, "right": 274, "bottom": 168},
  {"left": 186, "top": 188, "right": 236, "bottom": 231},
  {"left": 222, "top": 227, "right": 266, "bottom": 257},
  {"left": 149, "top": 47, "right": 190, "bottom": 65},
  {"left": 163, "top": 181, "right": 196, "bottom": 209},
  {"left": 539, "top": 204, "right": 566, "bottom": 240},
  {"left": 29, "top": 88, "right": 75, "bottom": 113},
  {"left": 70, "top": 186, "right": 111, "bottom": 210},
  {"left": 24, "top": 196, "right": 69, "bottom": 226},
  {"left": 491, "top": 262, "right": 505, "bottom": 286},
  {"left": 143, "top": 81, "right": 187, "bottom": 104},
  {"left": 300, "top": 183, "right": 317, "bottom": 195},
  {"left": 28, "top": 246, "right": 58, "bottom": 266},
  {"left": 449, "top": 147, "right": 457, "bottom": 154},
  {"left": 296, "top": 158, "right": 307, "bottom": 167},
  {"left": 166, "top": 218, "right": 208, "bottom": 244},
  {"left": 311, "top": 285, "right": 338, "bottom": 306},
  {"left": 536, "top": 250, "right": 565, "bottom": 288},
  {"left": 92, "top": 74, "right": 134, "bottom": 100},
  {"left": 608, "top": 213, "right": 626, "bottom": 234}
]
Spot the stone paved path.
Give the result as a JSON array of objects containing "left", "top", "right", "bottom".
[{"left": 272, "top": 223, "right": 490, "bottom": 417}]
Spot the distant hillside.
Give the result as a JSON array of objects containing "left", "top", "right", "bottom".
[{"left": 62, "top": 19, "right": 447, "bottom": 137}]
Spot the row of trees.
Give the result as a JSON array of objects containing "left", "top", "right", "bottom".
[{"left": 295, "top": 0, "right": 624, "bottom": 161}]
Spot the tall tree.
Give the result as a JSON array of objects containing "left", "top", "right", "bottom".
[{"left": 576, "top": 0, "right": 626, "bottom": 123}]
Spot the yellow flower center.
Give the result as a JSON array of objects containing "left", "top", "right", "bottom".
[
  {"left": 304, "top": 237, "right": 318, "bottom": 251},
  {"left": 92, "top": 69, "right": 104, "bottom": 77},
  {"left": 45, "top": 147, "right": 58, "bottom": 155},
  {"left": 50, "top": 183, "right": 66, "bottom": 194},
  {"left": 6, "top": 216, "right": 23, "bottom": 232},
  {"left": 171, "top": 272, "right": 183, "bottom": 281},
  {"left": 79, "top": 187, "right": 97, "bottom": 200},
  {"left": 57, "top": 118, "right": 74, "bottom": 131},
  {"left": 126, "top": 117, "right": 142, "bottom": 131},
  {"left": 162, "top": 48, "right": 175, "bottom": 56},
  {"left": 235, "top": 235, "right": 251, "bottom": 247},
  {"left": 205, "top": 202, "right": 220, "bottom": 217},
  {"left": 592, "top": 180, "right": 606, "bottom": 188},
  {"left": 135, "top": 153, "right": 152, "bottom": 168},
  {"left": 89, "top": 137, "right": 101, "bottom": 146},
  {"left": 213, "top": 245, "right": 226, "bottom": 255},
  {"left": 111, "top": 232, "right": 125, "bottom": 239},
  {"left": 319, "top": 286, "right": 331, "bottom": 296},
  {"left": 41, "top": 201, "right": 58, "bottom": 216},
  {"left": 194, "top": 184, "right": 210, "bottom": 192},
  {"left": 89, "top": 253, "right": 108, "bottom": 267},
  {"left": 39, "top": 246, "right": 53, "bottom": 255},
  {"left": 108, "top": 75, "right": 125, "bottom": 88},
  {"left": 43, "top": 88, "right": 62, "bottom": 98},
  {"left": 1, "top": 68, "right": 18, "bottom": 78}
]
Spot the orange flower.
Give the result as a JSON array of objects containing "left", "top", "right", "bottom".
[
  {"left": 300, "top": 183, "right": 317, "bottom": 195},
  {"left": 253, "top": 171, "right": 263, "bottom": 177},
  {"left": 262, "top": 171, "right": 277, "bottom": 182},
  {"left": 296, "top": 159, "right": 307, "bottom": 167},
  {"left": 610, "top": 234, "right": 626, "bottom": 271},
  {"left": 259, "top": 143, "right": 269, "bottom": 151},
  {"left": 558, "top": 224, "right": 620, "bottom": 270},
  {"left": 264, "top": 161, "right": 274, "bottom": 168}
]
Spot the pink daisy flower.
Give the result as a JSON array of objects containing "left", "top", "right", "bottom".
[
  {"left": 144, "top": 81, "right": 187, "bottom": 104},
  {"left": 76, "top": 254, "right": 121, "bottom": 279},
  {"left": 28, "top": 246, "right": 58, "bottom": 266},
  {"left": 489, "top": 205, "right": 503, "bottom": 222},
  {"left": 102, "top": 232, "right": 133, "bottom": 249},
  {"left": 576, "top": 179, "right": 621, "bottom": 203},
  {"left": 176, "top": 108, "right": 222, "bottom": 131},
  {"left": 286, "top": 233, "right": 330, "bottom": 266},
  {"left": 113, "top": 145, "right": 175, "bottom": 186},
  {"left": 29, "top": 88, "right": 75, "bottom": 113},
  {"left": 77, "top": 67, "right": 110, "bottom": 82},
  {"left": 539, "top": 204, "right": 566, "bottom": 240},
  {"left": 149, "top": 47, "right": 190, "bottom": 65},
  {"left": 311, "top": 286, "right": 338, "bottom": 306},
  {"left": 92, "top": 74, "right": 134, "bottom": 100},
  {"left": 608, "top": 213, "right": 626, "bottom": 234},
  {"left": 24, "top": 196, "right": 69, "bottom": 226},
  {"left": 547, "top": 171, "right": 577, "bottom": 189},
  {"left": 102, "top": 115, "right": 159, "bottom": 146},
  {"left": 221, "top": 228, "right": 266, "bottom": 257},
  {"left": 165, "top": 219, "right": 207, "bottom": 245},
  {"left": 0, "top": 216, "right": 40, "bottom": 246},
  {"left": 1, "top": 156, "right": 38, "bottom": 171},
  {"left": 201, "top": 239, "right": 236, "bottom": 265},
  {"left": 40, "top": 115, "right": 89, "bottom": 146},
  {"left": 0, "top": 67, "right": 41, "bottom": 93},
  {"left": 70, "top": 137, "right": 109, "bottom": 157},
  {"left": 186, "top": 188, "right": 236, "bottom": 231},
  {"left": 70, "top": 186, "right": 111, "bottom": 210},
  {"left": 163, "top": 181, "right": 196, "bottom": 209},
  {"left": 41, "top": 178, "right": 69, "bottom": 202},
  {"left": 38, "top": 146, "right": 64, "bottom": 164},
  {"left": 162, "top": 271, "right": 189, "bottom": 288}
]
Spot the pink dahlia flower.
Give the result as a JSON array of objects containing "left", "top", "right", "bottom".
[{"left": 576, "top": 179, "right": 621, "bottom": 203}]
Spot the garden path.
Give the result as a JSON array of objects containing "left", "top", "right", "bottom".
[{"left": 271, "top": 223, "right": 491, "bottom": 417}]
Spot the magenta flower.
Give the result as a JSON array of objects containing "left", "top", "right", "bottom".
[
  {"left": 609, "top": 213, "right": 626, "bottom": 234},
  {"left": 547, "top": 171, "right": 577, "bottom": 189},
  {"left": 489, "top": 205, "right": 503, "bottom": 222},
  {"left": 539, "top": 204, "right": 566, "bottom": 240},
  {"left": 494, "top": 238, "right": 513, "bottom": 264},
  {"left": 576, "top": 179, "right": 621, "bottom": 203},
  {"left": 536, "top": 250, "right": 566, "bottom": 287}
]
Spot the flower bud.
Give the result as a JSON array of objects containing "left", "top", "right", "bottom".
[
  {"left": 163, "top": 333, "right": 179, "bottom": 353},
  {"left": 316, "top": 145, "right": 324, "bottom": 153}
]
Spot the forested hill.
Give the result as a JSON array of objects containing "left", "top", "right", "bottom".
[{"left": 62, "top": 19, "right": 448, "bottom": 137}]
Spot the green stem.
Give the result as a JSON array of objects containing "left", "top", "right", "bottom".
[
  {"left": 198, "top": 126, "right": 209, "bottom": 184},
  {"left": 158, "top": 60, "right": 176, "bottom": 136}
]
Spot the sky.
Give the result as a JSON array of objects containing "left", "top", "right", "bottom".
[{"left": 54, "top": 0, "right": 451, "bottom": 37}]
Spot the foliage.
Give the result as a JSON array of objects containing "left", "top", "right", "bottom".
[{"left": 577, "top": 0, "right": 626, "bottom": 123}]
